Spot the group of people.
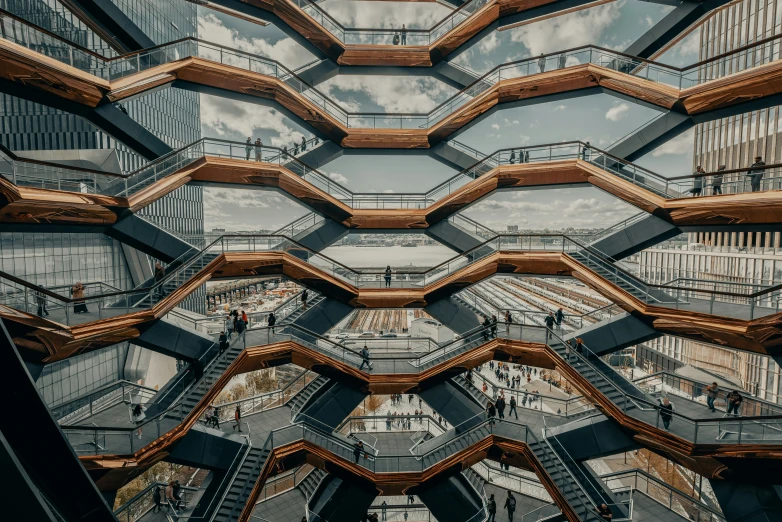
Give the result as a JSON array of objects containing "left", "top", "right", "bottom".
[
  {"left": 689, "top": 157, "right": 767, "bottom": 196},
  {"left": 245, "top": 135, "right": 317, "bottom": 161},
  {"left": 486, "top": 491, "right": 517, "bottom": 522},
  {"left": 656, "top": 384, "right": 745, "bottom": 432},
  {"left": 390, "top": 25, "right": 407, "bottom": 45},
  {"left": 223, "top": 309, "right": 249, "bottom": 339}
]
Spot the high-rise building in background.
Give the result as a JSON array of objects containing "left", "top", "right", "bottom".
[
  {"left": 0, "top": 0, "right": 202, "bottom": 405},
  {"left": 638, "top": 0, "right": 782, "bottom": 403}
]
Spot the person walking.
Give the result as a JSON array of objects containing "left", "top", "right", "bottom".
[
  {"left": 154, "top": 262, "right": 166, "bottom": 301},
  {"left": 245, "top": 137, "right": 252, "bottom": 161},
  {"left": 555, "top": 307, "right": 564, "bottom": 329},
  {"left": 381, "top": 500, "right": 387, "bottom": 521},
  {"left": 658, "top": 396, "right": 675, "bottom": 431},
  {"left": 233, "top": 404, "right": 242, "bottom": 432},
  {"left": 353, "top": 440, "right": 364, "bottom": 462},
  {"left": 71, "top": 282, "right": 89, "bottom": 314},
  {"left": 496, "top": 395, "right": 506, "bottom": 419},
  {"left": 574, "top": 338, "right": 585, "bottom": 358},
  {"left": 219, "top": 330, "right": 229, "bottom": 354},
  {"left": 300, "top": 135, "right": 307, "bottom": 153},
  {"left": 293, "top": 141, "right": 299, "bottom": 155},
  {"left": 727, "top": 390, "right": 743, "bottom": 416},
  {"left": 268, "top": 311, "right": 276, "bottom": 334},
  {"left": 582, "top": 141, "right": 590, "bottom": 161},
  {"left": 712, "top": 165, "right": 725, "bottom": 195},
  {"left": 131, "top": 403, "right": 145, "bottom": 439},
  {"left": 301, "top": 289, "right": 308, "bottom": 310},
  {"left": 487, "top": 493, "right": 497, "bottom": 522},
  {"left": 690, "top": 166, "right": 705, "bottom": 196},
  {"left": 509, "top": 395, "right": 518, "bottom": 419},
  {"left": 254, "top": 137, "right": 263, "bottom": 161},
  {"left": 596, "top": 503, "right": 613, "bottom": 521},
  {"left": 505, "top": 491, "right": 517, "bottom": 522},
  {"left": 401, "top": 24, "right": 407, "bottom": 45},
  {"left": 487, "top": 400, "right": 496, "bottom": 426},
  {"left": 384, "top": 265, "right": 392, "bottom": 288},
  {"left": 172, "top": 480, "right": 183, "bottom": 510},
  {"left": 165, "top": 481, "right": 176, "bottom": 512},
  {"left": 705, "top": 382, "right": 719, "bottom": 412},
  {"left": 747, "top": 156, "right": 765, "bottom": 192},
  {"left": 544, "top": 312, "right": 555, "bottom": 340},
  {"left": 537, "top": 54, "right": 546, "bottom": 73},
  {"left": 152, "top": 485, "right": 163, "bottom": 513},
  {"left": 359, "top": 345, "right": 373, "bottom": 371},
  {"left": 211, "top": 405, "right": 220, "bottom": 428},
  {"left": 407, "top": 494, "right": 414, "bottom": 505},
  {"left": 35, "top": 290, "right": 49, "bottom": 317},
  {"left": 505, "top": 310, "right": 513, "bottom": 333}
]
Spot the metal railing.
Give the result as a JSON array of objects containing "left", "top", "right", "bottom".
[
  {"left": 53, "top": 380, "right": 157, "bottom": 424},
  {"left": 114, "top": 481, "right": 199, "bottom": 522}
]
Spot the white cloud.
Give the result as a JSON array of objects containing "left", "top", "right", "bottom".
[
  {"left": 491, "top": 123, "right": 501, "bottom": 130},
  {"left": 678, "top": 31, "right": 700, "bottom": 58},
  {"left": 644, "top": 15, "right": 653, "bottom": 28},
  {"left": 316, "top": 2, "right": 447, "bottom": 31},
  {"left": 328, "top": 172, "right": 349, "bottom": 184},
  {"left": 197, "top": 14, "right": 311, "bottom": 68},
  {"left": 321, "top": 76, "right": 454, "bottom": 113},
  {"left": 652, "top": 127, "right": 694, "bottom": 157},
  {"left": 200, "top": 95, "right": 308, "bottom": 148},
  {"left": 553, "top": 104, "right": 567, "bottom": 112},
  {"left": 605, "top": 103, "right": 629, "bottom": 122},
  {"left": 508, "top": 4, "right": 622, "bottom": 55},
  {"left": 479, "top": 32, "right": 500, "bottom": 54}
]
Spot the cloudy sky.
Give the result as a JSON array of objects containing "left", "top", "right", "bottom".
[{"left": 191, "top": 0, "right": 703, "bottom": 233}]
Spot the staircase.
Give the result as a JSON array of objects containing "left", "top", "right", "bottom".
[
  {"left": 528, "top": 439, "right": 596, "bottom": 521},
  {"left": 286, "top": 294, "right": 326, "bottom": 324},
  {"left": 131, "top": 251, "right": 220, "bottom": 309},
  {"left": 212, "top": 446, "right": 269, "bottom": 522},
  {"left": 452, "top": 374, "right": 489, "bottom": 409},
  {"left": 297, "top": 468, "right": 327, "bottom": 499},
  {"left": 568, "top": 251, "right": 672, "bottom": 304},
  {"left": 463, "top": 467, "right": 487, "bottom": 496},
  {"left": 420, "top": 423, "right": 493, "bottom": 469},
  {"left": 287, "top": 375, "right": 330, "bottom": 415}
]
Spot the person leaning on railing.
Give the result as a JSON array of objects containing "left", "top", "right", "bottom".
[{"left": 711, "top": 165, "right": 725, "bottom": 195}]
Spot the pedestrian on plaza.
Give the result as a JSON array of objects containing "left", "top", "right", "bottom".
[
  {"left": 537, "top": 54, "right": 546, "bottom": 73},
  {"left": 301, "top": 289, "right": 308, "bottom": 310},
  {"left": 268, "top": 311, "right": 276, "bottom": 334},
  {"left": 254, "top": 137, "right": 263, "bottom": 161},
  {"left": 487, "top": 493, "right": 497, "bottom": 522},
  {"left": 658, "top": 396, "right": 675, "bottom": 431},
  {"left": 381, "top": 500, "right": 387, "bottom": 521},
  {"left": 360, "top": 344, "right": 373, "bottom": 371},
  {"left": 505, "top": 491, "right": 517, "bottom": 522},
  {"left": 384, "top": 265, "right": 392, "bottom": 288},
  {"left": 748, "top": 156, "right": 765, "bottom": 192},
  {"left": 233, "top": 404, "right": 242, "bottom": 432},
  {"left": 596, "top": 503, "right": 613, "bottom": 521},
  {"left": 705, "top": 382, "right": 719, "bottom": 412},
  {"left": 419, "top": 397, "right": 422, "bottom": 409},
  {"left": 245, "top": 137, "right": 252, "bottom": 160},
  {"left": 401, "top": 24, "right": 407, "bottom": 45},
  {"left": 509, "top": 395, "right": 518, "bottom": 419},
  {"left": 712, "top": 165, "right": 725, "bottom": 195},
  {"left": 219, "top": 330, "right": 229, "bottom": 354},
  {"left": 555, "top": 307, "right": 564, "bottom": 328},
  {"left": 408, "top": 494, "right": 414, "bottom": 504},
  {"left": 544, "top": 312, "right": 555, "bottom": 339},
  {"left": 409, "top": 393, "right": 414, "bottom": 404},
  {"left": 727, "top": 390, "right": 743, "bottom": 416}
]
